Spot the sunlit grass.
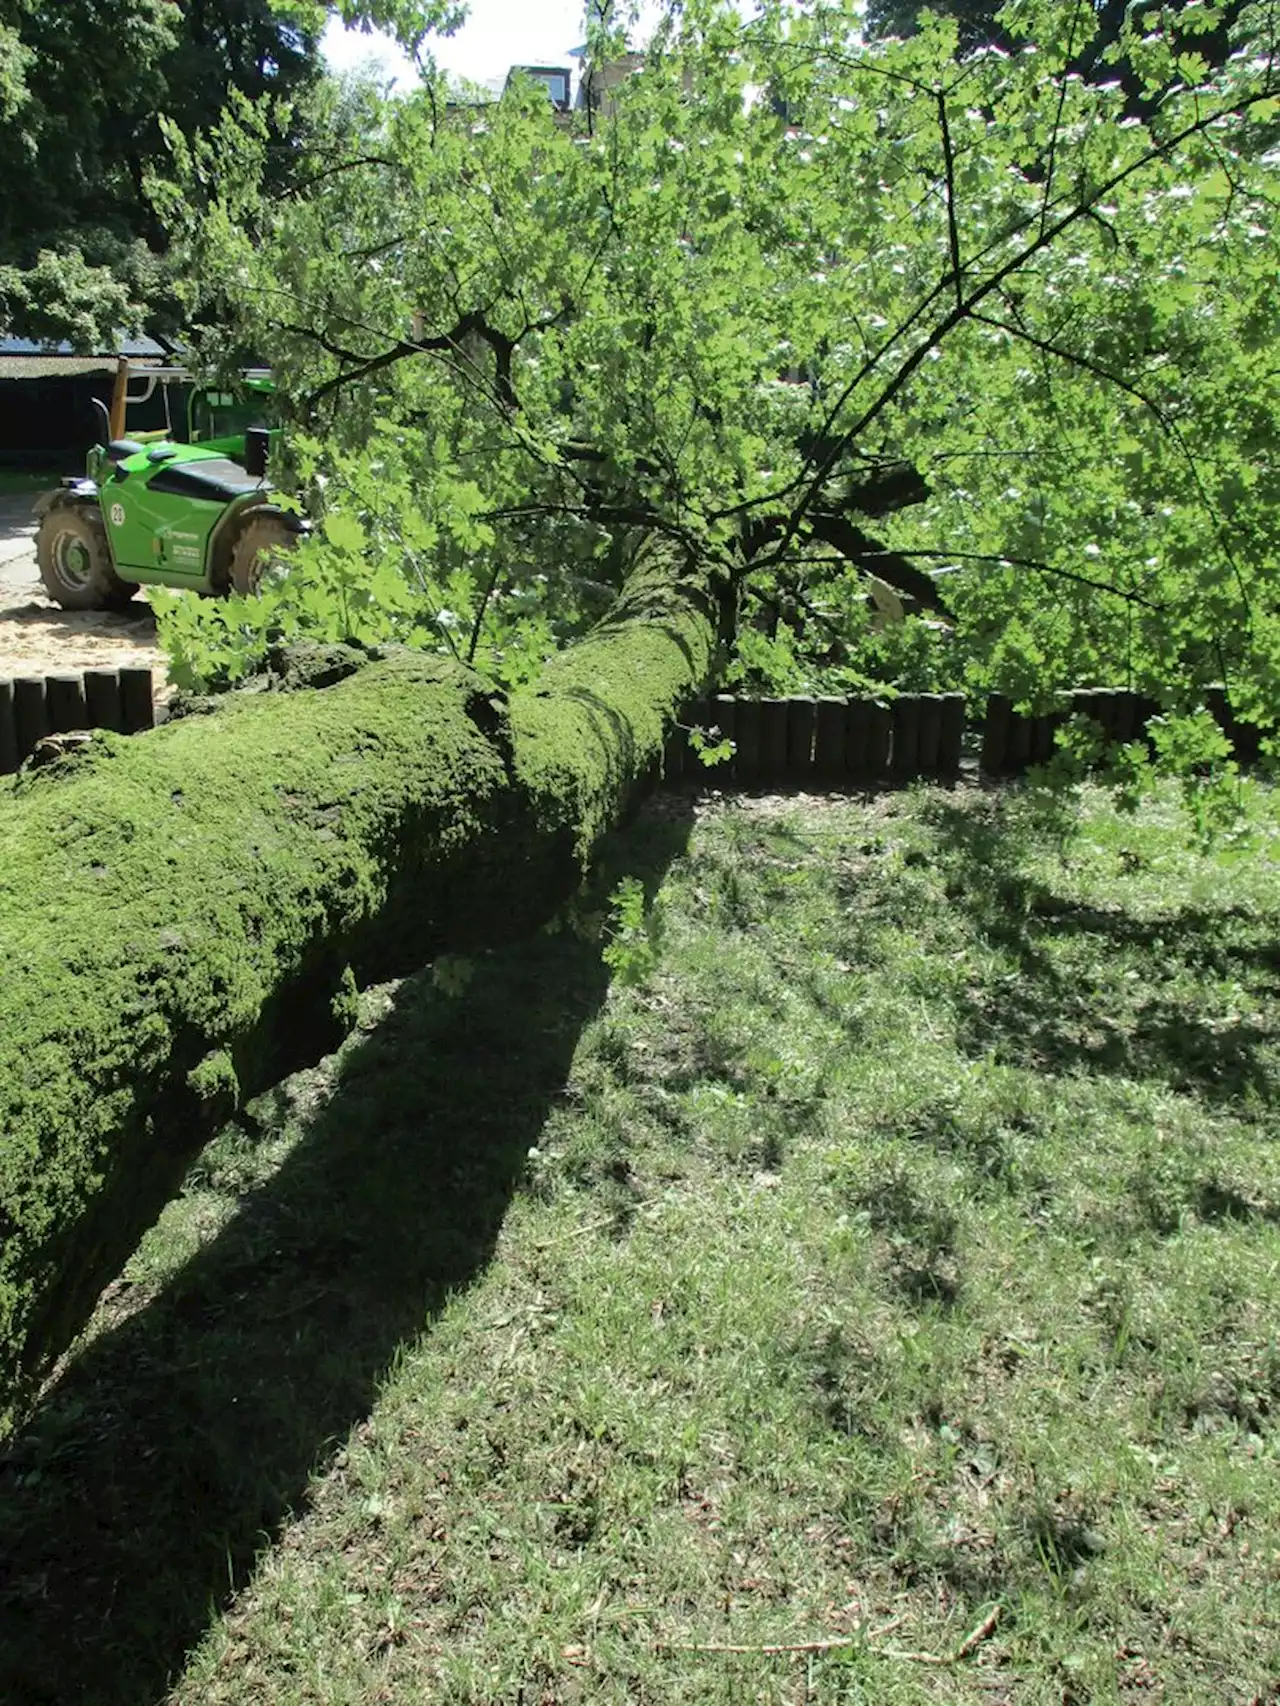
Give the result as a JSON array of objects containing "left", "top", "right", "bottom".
[{"left": 3, "top": 782, "right": 1279, "bottom": 1705}]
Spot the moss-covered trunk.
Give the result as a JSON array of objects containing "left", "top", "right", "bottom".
[{"left": 0, "top": 545, "right": 718, "bottom": 1433}]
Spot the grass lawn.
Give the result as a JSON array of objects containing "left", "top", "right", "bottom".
[
  {"left": 0, "top": 468, "right": 57, "bottom": 496},
  {"left": 2, "top": 780, "right": 1278, "bottom": 1705}
]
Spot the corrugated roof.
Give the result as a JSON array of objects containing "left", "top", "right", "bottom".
[
  {"left": 0, "top": 332, "right": 168, "bottom": 358},
  {"left": 0, "top": 355, "right": 120, "bottom": 377}
]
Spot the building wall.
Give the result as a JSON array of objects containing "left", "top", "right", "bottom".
[{"left": 0, "top": 375, "right": 170, "bottom": 469}]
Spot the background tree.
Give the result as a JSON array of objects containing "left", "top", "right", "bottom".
[{"left": 0, "top": 0, "right": 445, "bottom": 345}]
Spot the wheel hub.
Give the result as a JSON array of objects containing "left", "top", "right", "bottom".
[{"left": 53, "top": 532, "right": 92, "bottom": 588}]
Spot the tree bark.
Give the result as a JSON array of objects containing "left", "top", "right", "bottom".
[{"left": 0, "top": 541, "right": 718, "bottom": 1434}]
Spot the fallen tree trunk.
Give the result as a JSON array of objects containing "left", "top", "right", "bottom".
[{"left": 0, "top": 544, "right": 718, "bottom": 1434}]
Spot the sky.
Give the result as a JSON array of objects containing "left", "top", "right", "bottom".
[{"left": 321, "top": 1, "right": 592, "bottom": 93}]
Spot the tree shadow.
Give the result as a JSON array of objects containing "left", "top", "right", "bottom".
[
  {"left": 921, "top": 794, "right": 1280, "bottom": 1110},
  {"left": 0, "top": 795, "right": 695, "bottom": 1706}
]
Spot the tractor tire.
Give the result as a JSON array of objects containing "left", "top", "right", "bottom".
[
  {"left": 228, "top": 512, "right": 297, "bottom": 597},
  {"left": 36, "top": 504, "right": 137, "bottom": 612}
]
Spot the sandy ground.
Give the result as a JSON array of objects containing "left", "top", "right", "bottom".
[{"left": 0, "top": 491, "right": 164, "bottom": 679}]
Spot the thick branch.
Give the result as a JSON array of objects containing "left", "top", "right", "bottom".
[
  {"left": 937, "top": 89, "right": 963, "bottom": 307},
  {"left": 804, "top": 512, "right": 952, "bottom": 614},
  {"left": 305, "top": 309, "right": 488, "bottom": 406}
]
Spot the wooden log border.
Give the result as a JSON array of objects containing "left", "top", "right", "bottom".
[
  {"left": 1, "top": 672, "right": 1265, "bottom": 789},
  {"left": 980, "top": 687, "right": 1267, "bottom": 779},
  {"left": 674, "top": 686, "right": 1267, "bottom": 789},
  {"left": 676, "top": 692, "right": 965, "bottom": 789},
  {"left": 0, "top": 667, "right": 155, "bottom": 774}
]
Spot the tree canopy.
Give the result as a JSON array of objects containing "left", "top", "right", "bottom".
[
  {"left": 148, "top": 0, "right": 1280, "bottom": 797},
  {"left": 0, "top": 0, "right": 447, "bottom": 345}
]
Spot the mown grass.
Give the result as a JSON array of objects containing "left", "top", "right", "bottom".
[
  {"left": 0, "top": 468, "right": 56, "bottom": 497},
  {"left": 3, "top": 780, "right": 1280, "bottom": 1705}
]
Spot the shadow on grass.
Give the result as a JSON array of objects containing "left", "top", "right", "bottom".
[
  {"left": 0, "top": 796, "right": 695, "bottom": 1706},
  {"left": 923, "top": 792, "right": 1280, "bottom": 1110}
]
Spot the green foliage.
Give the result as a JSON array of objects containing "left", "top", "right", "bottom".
[
  {"left": 684, "top": 723, "right": 734, "bottom": 767},
  {"left": 430, "top": 953, "right": 475, "bottom": 996},
  {"left": 0, "top": 2, "right": 453, "bottom": 344},
  {"left": 601, "top": 875, "right": 659, "bottom": 984},
  {"left": 145, "top": 0, "right": 1280, "bottom": 803}
]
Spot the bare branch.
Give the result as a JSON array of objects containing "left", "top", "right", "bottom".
[
  {"left": 466, "top": 556, "right": 505, "bottom": 665},
  {"left": 861, "top": 546, "right": 1166, "bottom": 609},
  {"left": 937, "top": 89, "right": 963, "bottom": 308},
  {"left": 285, "top": 155, "right": 401, "bottom": 199},
  {"left": 1039, "top": 0, "right": 1088, "bottom": 240},
  {"left": 306, "top": 311, "right": 486, "bottom": 405}
]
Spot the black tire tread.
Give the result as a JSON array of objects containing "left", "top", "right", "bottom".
[
  {"left": 35, "top": 502, "right": 136, "bottom": 612},
  {"left": 227, "top": 512, "right": 297, "bottom": 596}
]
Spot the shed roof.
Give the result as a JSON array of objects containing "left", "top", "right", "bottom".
[
  {"left": 0, "top": 333, "right": 167, "bottom": 358},
  {"left": 0, "top": 355, "right": 120, "bottom": 378}
]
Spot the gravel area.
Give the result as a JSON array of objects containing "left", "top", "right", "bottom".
[{"left": 0, "top": 491, "right": 163, "bottom": 679}]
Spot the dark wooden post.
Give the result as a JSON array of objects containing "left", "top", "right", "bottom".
[
  {"left": 939, "top": 693, "right": 964, "bottom": 778},
  {"left": 84, "top": 669, "right": 124, "bottom": 735},
  {"left": 119, "top": 667, "right": 155, "bottom": 735},
  {"left": 1030, "top": 710, "right": 1056, "bottom": 765},
  {"left": 1111, "top": 691, "right": 1137, "bottom": 746},
  {"left": 892, "top": 696, "right": 921, "bottom": 782},
  {"left": 814, "top": 697, "right": 847, "bottom": 785},
  {"left": 1092, "top": 689, "right": 1116, "bottom": 742},
  {"left": 982, "top": 694, "right": 1011, "bottom": 776},
  {"left": 735, "top": 697, "right": 761, "bottom": 786},
  {"left": 47, "top": 673, "right": 89, "bottom": 735},
  {"left": 845, "top": 698, "right": 870, "bottom": 780},
  {"left": 917, "top": 693, "right": 942, "bottom": 774},
  {"left": 786, "top": 697, "right": 817, "bottom": 783},
  {"left": 865, "top": 701, "right": 892, "bottom": 781},
  {"left": 1006, "top": 707, "right": 1032, "bottom": 774},
  {"left": 13, "top": 677, "right": 49, "bottom": 763},
  {"left": 0, "top": 681, "right": 17, "bottom": 775},
  {"left": 760, "top": 698, "right": 789, "bottom": 784}
]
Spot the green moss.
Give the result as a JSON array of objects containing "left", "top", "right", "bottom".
[
  {"left": 0, "top": 550, "right": 719, "bottom": 1434},
  {"left": 186, "top": 1049, "right": 239, "bottom": 1105},
  {"left": 512, "top": 545, "right": 718, "bottom": 857},
  {"left": 331, "top": 963, "right": 360, "bottom": 1034}
]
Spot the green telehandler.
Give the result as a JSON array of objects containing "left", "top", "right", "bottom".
[{"left": 34, "top": 361, "right": 305, "bottom": 611}]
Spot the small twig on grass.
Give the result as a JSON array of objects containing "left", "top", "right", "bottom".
[
  {"left": 534, "top": 1215, "right": 615, "bottom": 1251},
  {"left": 954, "top": 1605, "right": 1003, "bottom": 1660},
  {"left": 880, "top": 1604, "right": 1002, "bottom": 1666},
  {"left": 657, "top": 1616, "right": 903, "bottom": 1656}
]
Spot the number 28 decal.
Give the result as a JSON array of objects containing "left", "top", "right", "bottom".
[{"left": 109, "top": 503, "right": 126, "bottom": 527}]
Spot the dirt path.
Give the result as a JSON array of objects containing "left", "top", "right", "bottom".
[{"left": 0, "top": 492, "right": 163, "bottom": 679}]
